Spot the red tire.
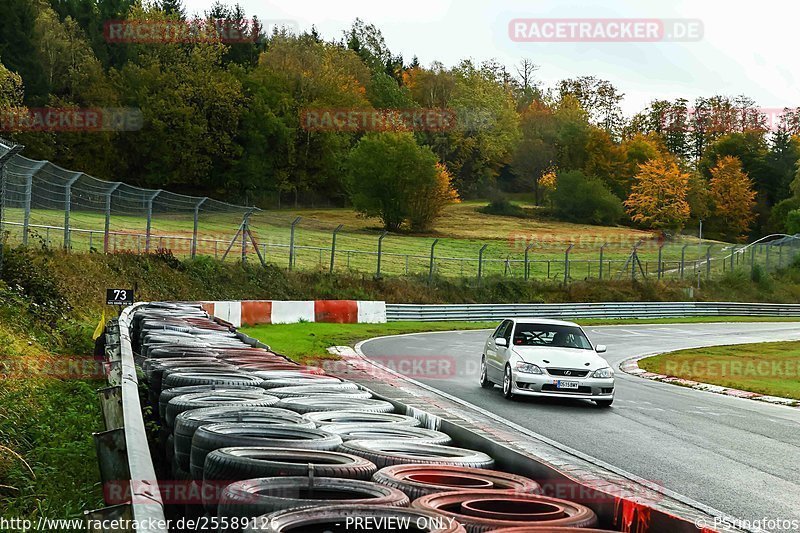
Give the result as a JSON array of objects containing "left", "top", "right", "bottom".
[
  {"left": 412, "top": 490, "right": 598, "bottom": 532},
  {"left": 373, "top": 465, "right": 541, "bottom": 499}
]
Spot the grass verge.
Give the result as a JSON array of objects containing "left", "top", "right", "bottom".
[{"left": 639, "top": 341, "right": 800, "bottom": 400}]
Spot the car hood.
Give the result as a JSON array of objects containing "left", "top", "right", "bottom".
[{"left": 512, "top": 346, "right": 609, "bottom": 370}]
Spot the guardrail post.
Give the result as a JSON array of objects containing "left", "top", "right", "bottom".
[
  {"left": 477, "top": 244, "right": 488, "bottom": 285},
  {"left": 330, "top": 224, "right": 343, "bottom": 273},
  {"left": 564, "top": 243, "right": 574, "bottom": 285},
  {"left": 93, "top": 428, "right": 129, "bottom": 500},
  {"left": 288, "top": 217, "right": 301, "bottom": 270},
  {"left": 192, "top": 197, "right": 207, "bottom": 258},
  {"left": 599, "top": 242, "right": 608, "bottom": 280},
  {"left": 706, "top": 245, "right": 713, "bottom": 279},
  {"left": 145, "top": 189, "right": 161, "bottom": 253},
  {"left": 63, "top": 173, "right": 81, "bottom": 250},
  {"left": 376, "top": 231, "right": 388, "bottom": 279},
  {"left": 524, "top": 241, "right": 535, "bottom": 280},
  {"left": 428, "top": 239, "right": 439, "bottom": 284},
  {"left": 97, "top": 386, "right": 123, "bottom": 430}
]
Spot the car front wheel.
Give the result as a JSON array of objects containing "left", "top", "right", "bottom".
[
  {"left": 479, "top": 357, "right": 494, "bottom": 389},
  {"left": 502, "top": 365, "right": 515, "bottom": 399}
]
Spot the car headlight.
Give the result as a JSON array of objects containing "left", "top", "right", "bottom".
[
  {"left": 515, "top": 362, "right": 543, "bottom": 374},
  {"left": 592, "top": 367, "right": 614, "bottom": 378}
]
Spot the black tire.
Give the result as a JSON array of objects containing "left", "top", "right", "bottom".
[
  {"left": 258, "top": 376, "right": 343, "bottom": 389},
  {"left": 173, "top": 406, "right": 314, "bottom": 471},
  {"left": 338, "top": 440, "right": 495, "bottom": 469},
  {"left": 304, "top": 411, "right": 420, "bottom": 428},
  {"left": 372, "top": 464, "right": 542, "bottom": 500},
  {"left": 266, "top": 384, "right": 371, "bottom": 400},
  {"left": 275, "top": 397, "right": 394, "bottom": 415},
  {"left": 190, "top": 423, "right": 343, "bottom": 479},
  {"left": 247, "top": 505, "right": 467, "bottom": 533},
  {"left": 502, "top": 365, "right": 515, "bottom": 400},
  {"left": 319, "top": 424, "right": 453, "bottom": 445},
  {"left": 203, "top": 447, "right": 377, "bottom": 482},
  {"left": 595, "top": 399, "right": 613, "bottom": 408},
  {"left": 166, "top": 391, "right": 278, "bottom": 429},
  {"left": 479, "top": 356, "right": 494, "bottom": 389},
  {"left": 158, "top": 385, "right": 263, "bottom": 421},
  {"left": 217, "top": 477, "right": 409, "bottom": 528},
  {"left": 162, "top": 371, "right": 263, "bottom": 390}
]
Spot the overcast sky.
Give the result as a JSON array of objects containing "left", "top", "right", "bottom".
[{"left": 182, "top": 0, "right": 799, "bottom": 115}]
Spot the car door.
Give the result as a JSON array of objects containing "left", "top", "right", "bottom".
[{"left": 485, "top": 320, "right": 511, "bottom": 380}]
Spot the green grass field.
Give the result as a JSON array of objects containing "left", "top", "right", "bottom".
[
  {"left": 639, "top": 341, "right": 800, "bottom": 399},
  {"left": 2, "top": 200, "right": 758, "bottom": 281}
]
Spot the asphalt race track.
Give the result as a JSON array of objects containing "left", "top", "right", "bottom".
[{"left": 360, "top": 322, "right": 800, "bottom": 527}]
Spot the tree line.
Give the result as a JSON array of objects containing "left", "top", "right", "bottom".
[{"left": 1, "top": 0, "right": 799, "bottom": 239}]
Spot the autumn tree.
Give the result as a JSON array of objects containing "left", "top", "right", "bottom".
[
  {"left": 624, "top": 157, "right": 690, "bottom": 230},
  {"left": 407, "top": 163, "right": 460, "bottom": 231},
  {"left": 709, "top": 156, "right": 757, "bottom": 240}
]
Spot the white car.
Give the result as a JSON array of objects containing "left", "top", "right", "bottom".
[{"left": 479, "top": 318, "right": 615, "bottom": 407}]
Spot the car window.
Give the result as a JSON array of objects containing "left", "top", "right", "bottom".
[
  {"left": 493, "top": 320, "right": 511, "bottom": 340},
  {"left": 512, "top": 323, "right": 593, "bottom": 350}
]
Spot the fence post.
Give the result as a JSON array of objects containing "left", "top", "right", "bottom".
[
  {"left": 706, "top": 245, "right": 713, "bottom": 279},
  {"left": 750, "top": 244, "right": 756, "bottom": 274},
  {"left": 657, "top": 243, "right": 664, "bottom": 280},
  {"left": 63, "top": 173, "right": 81, "bottom": 251},
  {"left": 0, "top": 142, "right": 24, "bottom": 272},
  {"left": 564, "top": 243, "right": 574, "bottom": 285},
  {"left": 329, "top": 224, "right": 343, "bottom": 274},
  {"left": 730, "top": 246, "right": 736, "bottom": 271},
  {"left": 192, "top": 197, "right": 207, "bottom": 259},
  {"left": 288, "top": 217, "right": 301, "bottom": 270},
  {"left": 524, "top": 241, "right": 535, "bottom": 280},
  {"left": 241, "top": 211, "right": 251, "bottom": 264},
  {"left": 477, "top": 244, "right": 488, "bottom": 285},
  {"left": 145, "top": 189, "right": 161, "bottom": 253},
  {"left": 21, "top": 169, "right": 34, "bottom": 246},
  {"left": 103, "top": 183, "right": 121, "bottom": 254},
  {"left": 778, "top": 244, "right": 783, "bottom": 269},
  {"left": 376, "top": 231, "right": 388, "bottom": 279},
  {"left": 599, "top": 242, "right": 608, "bottom": 280},
  {"left": 428, "top": 239, "right": 439, "bottom": 284},
  {"left": 766, "top": 243, "right": 771, "bottom": 271},
  {"left": 680, "top": 244, "right": 689, "bottom": 278}
]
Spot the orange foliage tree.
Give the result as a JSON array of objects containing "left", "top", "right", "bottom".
[
  {"left": 709, "top": 156, "right": 756, "bottom": 240},
  {"left": 408, "top": 163, "right": 460, "bottom": 231},
  {"left": 624, "top": 157, "right": 690, "bottom": 230}
]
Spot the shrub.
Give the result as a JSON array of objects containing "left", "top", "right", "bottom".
[
  {"left": 407, "top": 163, "right": 460, "bottom": 231},
  {"left": 552, "top": 170, "right": 624, "bottom": 225},
  {"left": 478, "top": 196, "right": 527, "bottom": 217},
  {"left": 786, "top": 209, "right": 800, "bottom": 235},
  {"left": 768, "top": 197, "right": 800, "bottom": 233}
]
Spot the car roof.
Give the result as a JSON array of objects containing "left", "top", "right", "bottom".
[{"left": 507, "top": 318, "right": 581, "bottom": 327}]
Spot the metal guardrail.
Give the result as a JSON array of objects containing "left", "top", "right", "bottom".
[
  {"left": 87, "top": 303, "right": 168, "bottom": 532},
  {"left": 386, "top": 301, "right": 800, "bottom": 321}
]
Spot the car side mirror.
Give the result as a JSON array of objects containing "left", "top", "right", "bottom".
[
  {"left": 595, "top": 344, "right": 607, "bottom": 353},
  {"left": 495, "top": 338, "right": 508, "bottom": 347}
]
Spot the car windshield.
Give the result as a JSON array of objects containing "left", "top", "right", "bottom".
[{"left": 512, "top": 323, "right": 593, "bottom": 350}]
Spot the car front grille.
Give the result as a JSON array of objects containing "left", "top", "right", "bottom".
[
  {"left": 546, "top": 368, "right": 590, "bottom": 377},
  {"left": 541, "top": 384, "right": 593, "bottom": 394}
]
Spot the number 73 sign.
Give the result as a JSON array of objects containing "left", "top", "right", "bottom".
[{"left": 106, "top": 288, "right": 134, "bottom": 306}]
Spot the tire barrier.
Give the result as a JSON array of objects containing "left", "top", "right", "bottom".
[
  {"left": 339, "top": 440, "right": 495, "bottom": 469},
  {"left": 218, "top": 477, "right": 409, "bottom": 530},
  {"left": 266, "top": 384, "right": 372, "bottom": 400},
  {"left": 257, "top": 375, "right": 343, "bottom": 389},
  {"left": 158, "top": 384, "right": 264, "bottom": 421},
  {"left": 372, "top": 465, "right": 541, "bottom": 500},
  {"left": 412, "top": 491, "right": 598, "bottom": 532},
  {"left": 320, "top": 424, "right": 453, "bottom": 445},
  {"left": 242, "top": 505, "right": 466, "bottom": 533},
  {"left": 164, "top": 390, "right": 278, "bottom": 429},
  {"left": 304, "top": 410, "right": 422, "bottom": 427}
]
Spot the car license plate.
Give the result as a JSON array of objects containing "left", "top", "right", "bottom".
[{"left": 556, "top": 380, "right": 579, "bottom": 389}]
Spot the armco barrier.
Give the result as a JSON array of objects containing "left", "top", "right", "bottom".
[
  {"left": 87, "top": 303, "right": 167, "bottom": 533},
  {"left": 385, "top": 301, "right": 800, "bottom": 321},
  {"left": 201, "top": 299, "right": 387, "bottom": 327}
]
